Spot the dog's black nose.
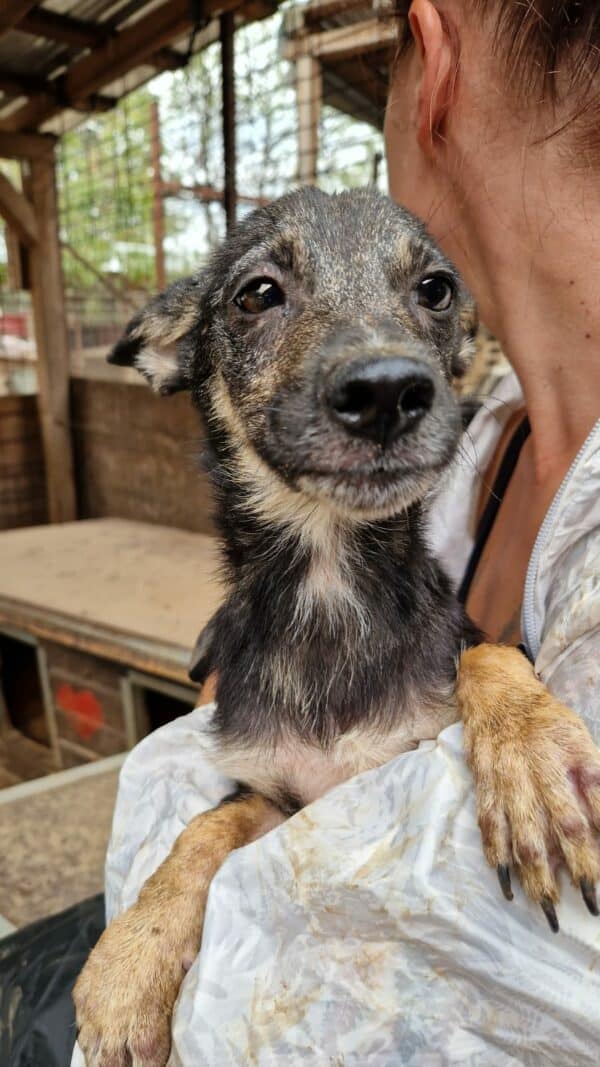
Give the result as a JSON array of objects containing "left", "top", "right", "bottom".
[{"left": 326, "top": 358, "right": 435, "bottom": 447}]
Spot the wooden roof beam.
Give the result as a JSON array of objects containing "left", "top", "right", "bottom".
[
  {"left": 151, "top": 49, "right": 190, "bottom": 74},
  {"left": 1, "top": 0, "right": 241, "bottom": 133},
  {"left": 0, "top": 70, "right": 54, "bottom": 97},
  {"left": 282, "top": 18, "right": 397, "bottom": 62},
  {"left": 18, "top": 9, "right": 113, "bottom": 50},
  {"left": 0, "top": 170, "right": 38, "bottom": 246},
  {"left": 0, "top": 1, "right": 38, "bottom": 41},
  {"left": 0, "top": 129, "right": 56, "bottom": 159},
  {"left": 0, "top": 69, "right": 115, "bottom": 112},
  {"left": 303, "top": 0, "right": 371, "bottom": 25},
  {"left": 65, "top": 0, "right": 222, "bottom": 97},
  {"left": 241, "top": 0, "right": 280, "bottom": 19},
  {"left": 15, "top": 22, "right": 188, "bottom": 83}
]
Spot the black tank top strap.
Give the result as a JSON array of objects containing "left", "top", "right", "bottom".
[{"left": 457, "top": 415, "right": 531, "bottom": 606}]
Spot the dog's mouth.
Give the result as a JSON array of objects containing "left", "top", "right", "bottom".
[
  {"left": 294, "top": 454, "right": 451, "bottom": 517},
  {"left": 259, "top": 424, "right": 460, "bottom": 517}
]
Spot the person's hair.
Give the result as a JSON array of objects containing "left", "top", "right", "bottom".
[{"left": 394, "top": 1, "right": 600, "bottom": 163}]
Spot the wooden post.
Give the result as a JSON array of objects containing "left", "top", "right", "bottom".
[
  {"left": 22, "top": 150, "right": 77, "bottom": 523},
  {"left": 296, "top": 54, "right": 321, "bottom": 185},
  {"left": 220, "top": 12, "right": 236, "bottom": 232},
  {"left": 5, "top": 226, "right": 28, "bottom": 290},
  {"left": 150, "top": 100, "right": 166, "bottom": 291},
  {"left": 0, "top": 171, "right": 38, "bottom": 246}
]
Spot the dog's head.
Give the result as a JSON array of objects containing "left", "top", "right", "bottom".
[{"left": 110, "top": 188, "right": 476, "bottom": 523}]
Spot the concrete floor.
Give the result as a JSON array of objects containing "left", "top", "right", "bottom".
[{"left": 0, "top": 755, "right": 123, "bottom": 930}]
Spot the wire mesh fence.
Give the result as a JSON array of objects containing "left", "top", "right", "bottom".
[{"left": 53, "top": 1, "right": 392, "bottom": 293}]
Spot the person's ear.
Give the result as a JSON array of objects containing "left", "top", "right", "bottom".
[
  {"left": 108, "top": 275, "right": 204, "bottom": 395},
  {"left": 408, "top": 0, "right": 456, "bottom": 154}
]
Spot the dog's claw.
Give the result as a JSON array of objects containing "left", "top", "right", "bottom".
[
  {"left": 497, "top": 864, "right": 513, "bottom": 901},
  {"left": 541, "top": 897, "right": 559, "bottom": 933},
  {"left": 580, "top": 878, "right": 599, "bottom": 917}
]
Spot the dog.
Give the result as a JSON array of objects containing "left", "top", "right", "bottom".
[{"left": 74, "top": 189, "right": 600, "bottom": 1067}]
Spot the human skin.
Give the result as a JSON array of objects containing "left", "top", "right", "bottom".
[{"left": 384, "top": 0, "right": 600, "bottom": 641}]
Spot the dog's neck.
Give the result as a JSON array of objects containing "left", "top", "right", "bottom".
[
  {"left": 212, "top": 434, "right": 410, "bottom": 600},
  {"left": 204, "top": 437, "right": 477, "bottom": 748}
]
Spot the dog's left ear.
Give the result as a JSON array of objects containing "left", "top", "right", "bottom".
[{"left": 108, "top": 275, "right": 203, "bottom": 395}]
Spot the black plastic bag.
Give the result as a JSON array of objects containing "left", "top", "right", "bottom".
[{"left": 0, "top": 894, "right": 105, "bottom": 1067}]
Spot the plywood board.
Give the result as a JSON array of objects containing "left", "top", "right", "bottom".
[{"left": 0, "top": 518, "right": 223, "bottom": 681}]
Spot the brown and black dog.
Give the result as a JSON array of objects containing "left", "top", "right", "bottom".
[{"left": 74, "top": 189, "right": 600, "bottom": 1067}]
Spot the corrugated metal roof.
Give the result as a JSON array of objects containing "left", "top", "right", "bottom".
[
  {"left": 0, "top": 0, "right": 277, "bottom": 135},
  {"left": 0, "top": 3, "right": 150, "bottom": 79}
]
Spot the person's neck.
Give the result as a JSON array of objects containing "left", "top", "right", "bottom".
[{"left": 457, "top": 189, "right": 600, "bottom": 488}]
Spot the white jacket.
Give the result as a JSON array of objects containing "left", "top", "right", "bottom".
[
  {"left": 73, "top": 375, "right": 600, "bottom": 1066},
  {"left": 428, "top": 370, "right": 600, "bottom": 738}
]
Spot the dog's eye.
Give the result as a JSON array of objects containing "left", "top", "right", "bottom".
[
  {"left": 416, "top": 275, "right": 454, "bottom": 312},
  {"left": 234, "top": 278, "right": 285, "bottom": 314}
]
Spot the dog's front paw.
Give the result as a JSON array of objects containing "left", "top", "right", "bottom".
[
  {"left": 458, "top": 645, "right": 600, "bottom": 932},
  {"left": 73, "top": 896, "right": 199, "bottom": 1066}
]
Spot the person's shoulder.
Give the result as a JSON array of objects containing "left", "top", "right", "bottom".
[
  {"left": 525, "top": 421, "right": 600, "bottom": 735},
  {"left": 528, "top": 419, "right": 600, "bottom": 617}
]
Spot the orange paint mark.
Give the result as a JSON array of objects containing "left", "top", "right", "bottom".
[{"left": 56, "top": 683, "right": 105, "bottom": 740}]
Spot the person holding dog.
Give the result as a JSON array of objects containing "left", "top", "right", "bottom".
[{"left": 72, "top": 3, "right": 600, "bottom": 1064}]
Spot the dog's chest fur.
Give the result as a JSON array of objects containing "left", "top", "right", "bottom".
[
  {"left": 206, "top": 492, "right": 476, "bottom": 809},
  {"left": 207, "top": 699, "right": 457, "bottom": 809}
]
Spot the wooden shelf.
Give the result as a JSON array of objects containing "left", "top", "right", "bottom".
[{"left": 0, "top": 517, "right": 223, "bottom": 684}]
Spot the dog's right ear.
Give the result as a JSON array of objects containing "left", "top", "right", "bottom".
[{"left": 108, "top": 276, "right": 203, "bottom": 395}]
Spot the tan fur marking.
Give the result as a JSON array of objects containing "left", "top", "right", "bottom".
[
  {"left": 74, "top": 794, "right": 283, "bottom": 1065},
  {"left": 455, "top": 325, "right": 510, "bottom": 398},
  {"left": 212, "top": 372, "right": 359, "bottom": 538},
  {"left": 453, "top": 335, "right": 476, "bottom": 379},
  {"left": 458, "top": 304, "right": 478, "bottom": 338},
  {"left": 292, "top": 524, "right": 370, "bottom": 637},
  {"left": 134, "top": 301, "right": 198, "bottom": 349},
  {"left": 458, "top": 644, "right": 600, "bottom": 903},
  {"left": 393, "top": 231, "right": 415, "bottom": 274},
  {"left": 134, "top": 346, "right": 179, "bottom": 392}
]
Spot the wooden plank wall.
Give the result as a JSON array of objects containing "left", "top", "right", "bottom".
[
  {"left": 70, "top": 379, "right": 215, "bottom": 535},
  {"left": 0, "top": 393, "right": 48, "bottom": 529}
]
